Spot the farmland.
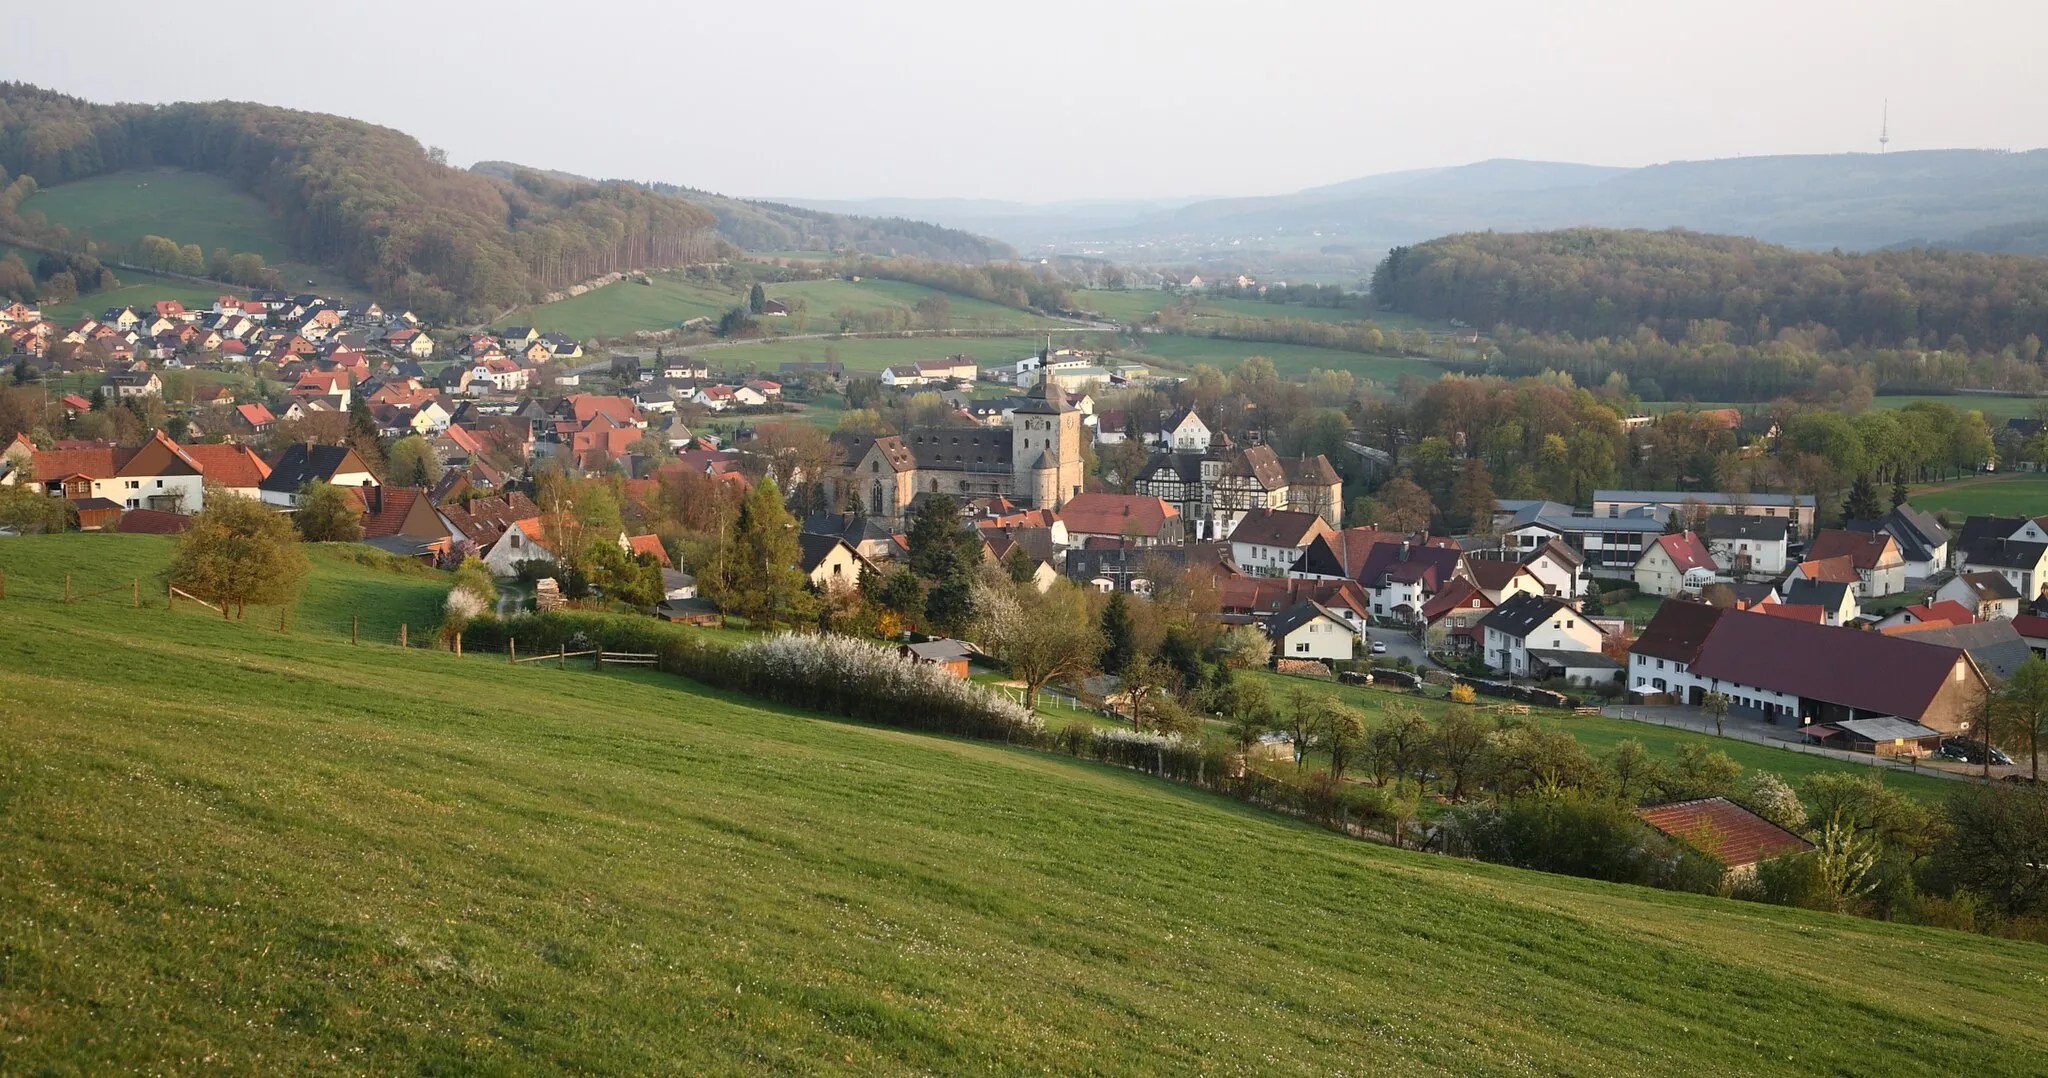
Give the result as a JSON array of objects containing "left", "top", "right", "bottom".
[
  {"left": 19, "top": 168, "right": 348, "bottom": 292},
  {"left": 1118, "top": 332, "right": 1445, "bottom": 381},
  {"left": 1642, "top": 393, "right": 2044, "bottom": 423},
  {"left": 3, "top": 533, "right": 2043, "bottom": 1073},
  {"left": 696, "top": 333, "right": 1059, "bottom": 375},
  {"left": 1908, "top": 474, "right": 2048, "bottom": 519}
]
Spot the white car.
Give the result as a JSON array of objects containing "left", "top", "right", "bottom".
[{"left": 1369, "top": 639, "right": 1388, "bottom": 655}]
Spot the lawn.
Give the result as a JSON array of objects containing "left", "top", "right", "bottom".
[
  {"left": 500, "top": 275, "right": 740, "bottom": 339},
  {"left": 1245, "top": 670, "right": 1958, "bottom": 805},
  {"left": 38, "top": 272, "right": 226, "bottom": 323},
  {"left": 1908, "top": 475, "right": 2048, "bottom": 519},
  {"left": 702, "top": 333, "right": 1057, "bottom": 375},
  {"left": 1118, "top": 332, "right": 1444, "bottom": 382},
  {"left": 1073, "top": 290, "right": 1398, "bottom": 328},
  {"left": 20, "top": 168, "right": 348, "bottom": 293},
  {"left": 2, "top": 534, "right": 2043, "bottom": 1073},
  {"left": 768, "top": 278, "right": 1065, "bottom": 332}
]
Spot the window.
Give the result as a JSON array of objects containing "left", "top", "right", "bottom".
[
  {"left": 1657, "top": 659, "right": 1666, "bottom": 669},
  {"left": 1295, "top": 643, "right": 1309, "bottom": 653}
]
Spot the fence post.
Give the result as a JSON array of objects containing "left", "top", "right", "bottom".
[
  {"left": 278, "top": 606, "right": 288, "bottom": 633},
  {"left": 0, "top": 569, "right": 6, "bottom": 599},
  {"left": 166, "top": 582, "right": 172, "bottom": 611},
  {"left": 351, "top": 615, "right": 358, "bottom": 645},
  {"left": 559, "top": 644, "right": 566, "bottom": 669},
  {"left": 595, "top": 650, "right": 603, "bottom": 671},
  {"left": 132, "top": 578, "right": 138, "bottom": 608},
  {"left": 399, "top": 623, "right": 408, "bottom": 649},
  {"left": 454, "top": 632, "right": 462, "bottom": 657},
  {"left": 64, "top": 574, "right": 70, "bottom": 603},
  {"left": 508, "top": 638, "right": 516, "bottom": 665}
]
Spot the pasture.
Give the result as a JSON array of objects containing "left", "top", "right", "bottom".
[
  {"left": 1119, "top": 332, "right": 1444, "bottom": 381},
  {"left": 0, "top": 532, "right": 2041, "bottom": 1074},
  {"left": 1908, "top": 474, "right": 2048, "bottom": 519}
]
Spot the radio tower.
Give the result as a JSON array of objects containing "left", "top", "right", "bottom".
[{"left": 1879, "top": 99, "right": 1890, "bottom": 153}]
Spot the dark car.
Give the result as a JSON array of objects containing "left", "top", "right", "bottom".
[{"left": 1941, "top": 737, "right": 2015, "bottom": 766}]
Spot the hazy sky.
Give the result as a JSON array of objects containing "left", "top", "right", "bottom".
[{"left": 15, "top": 0, "right": 2048, "bottom": 202}]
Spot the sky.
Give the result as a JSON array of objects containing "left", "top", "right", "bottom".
[{"left": 14, "top": 0, "right": 2048, "bottom": 203}]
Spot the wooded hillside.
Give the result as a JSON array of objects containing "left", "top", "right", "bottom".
[{"left": 0, "top": 83, "right": 717, "bottom": 319}]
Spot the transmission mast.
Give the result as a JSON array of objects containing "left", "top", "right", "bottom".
[{"left": 1879, "top": 99, "right": 1890, "bottom": 153}]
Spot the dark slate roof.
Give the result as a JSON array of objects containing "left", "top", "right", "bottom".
[
  {"left": 1782, "top": 579, "right": 1853, "bottom": 610},
  {"left": 1893, "top": 620, "right": 2033, "bottom": 682},
  {"left": 1282, "top": 454, "right": 1339, "bottom": 486},
  {"left": 261, "top": 443, "right": 370, "bottom": 493},
  {"left": 1848, "top": 505, "right": 1947, "bottom": 564},
  {"left": 1956, "top": 570, "right": 2023, "bottom": 601},
  {"left": 1959, "top": 536, "right": 2048, "bottom": 571},
  {"left": 1526, "top": 648, "right": 1621, "bottom": 671},
  {"left": 1221, "top": 445, "right": 1288, "bottom": 491},
  {"left": 832, "top": 433, "right": 915, "bottom": 473},
  {"left": 1477, "top": 592, "right": 1576, "bottom": 639},
  {"left": 1703, "top": 514, "right": 1789, "bottom": 543},
  {"left": 1064, "top": 545, "right": 1187, "bottom": 589},
  {"left": 1689, "top": 610, "right": 1972, "bottom": 720},
  {"left": 802, "top": 512, "right": 896, "bottom": 545},
  {"left": 797, "top": 533, "right": 857, "bottom": 574},
  {"left": 1011, "top": 375, "right": 1072, "bottom": 414},
  {"left": 1266, "top": 600, "right": 1350, "bottom": 641},
  {"left": 1958, "top": 515, "right": 2031, "bottom": 546},
  {"left": 1631, "top": 600, "right": 1728, "bottom": 663},
  {"left": 902, "top": 427, "right": 1013, "bottom": 474},
  {"left": 1227, "top": 508, "right": 1326, "bottom": 548},
  {"left": 1135, "top": 451, "right": 1205, "bottom": 485}
]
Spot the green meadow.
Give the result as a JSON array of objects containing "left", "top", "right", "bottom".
[
  {"left": 1119, "top": 332, "right": 1444, "bottom": 381},
  {"left": 1, "top": 534, "right": 2041, "bottom": 1073},
  {"left": 1909, "top": 475, "right": 2048, "bottom": 519}
]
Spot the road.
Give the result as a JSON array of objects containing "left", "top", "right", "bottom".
[
  {"left": 1363, "top": 626, "right": 1432, "bottom": 670},
  {"left": 1601, "top": 703, "right": 1997, "bottom": 783}
]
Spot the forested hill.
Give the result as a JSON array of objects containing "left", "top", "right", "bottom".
[
  {"left": 471, "top": 161, "right": 1012, "bottom": 262},
  {"left": 1372, "top": 228, "right": 2048, "bottom": 399},
  {"left": 0, "top": 83, "right": 717, "bottom": 319}
]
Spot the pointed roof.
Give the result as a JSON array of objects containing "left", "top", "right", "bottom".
[{"left": 1012, "top": 371, "right": 1073, "bottom": 414}]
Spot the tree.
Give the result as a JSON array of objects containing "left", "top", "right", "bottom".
[
  {"left": 293, "top": 481, "right": 363, "bottom": 542},
  {"left": 1221, "top": 678, "right": 1271, "bottom": 763},
  {"left": 748, "top": 283, "right": 767, "bottom": 314},
  {"left": 1098, "top": 591, "right": 1138, "bottom": 676},
  {"left": 1702, "top": 690, "right": 1730, "bottom": 737},
  {"left": 1432, "top": 709, "right": 1494, "bottom": 800},
  {"left": 167, "top": 492, "right": 310, "bottom": 619},
  {"left": 1890, "top": 476, "right": 1910, "bottom": 509},
  {"left": 1218, "top": 624, "right": 1272, "bottom": 669},
  {"left": 1996, "top": 656, "right": 2048, "bottom": 783},
  {"left": 1369, "top": 703, "right": 1436, "bottom": 791},
  {"left": 1376, "top": 477, "right": 1435, "bottom": 533},
  {"left": 1605, "top": 739, "right": 1666, "bottom": 805},
  {"left": 867, "top": 566, "right": 926, "bottom": 624},
  {"left": 1002, "top": 543, "right": 1039, "bottom": 584},
  {"left": 1842, "top": 473, "right": 1882, "bottom": 523},
  {"left": 1935, "top": 783, "right": 2048, "bottom": 918},
  {"left": 0, "top": 484, "right": 70, "bottom": 534},
  {"left": 346, "top": 401, "right": 384, "bottom": 473},
  {"left": 587, "top": 538, "right": 664, "bottom": 609},
  {"left": 1319, "top": 701, "right": 1367, "bottom": 782},
  {"left": 1811, "top": 808, "right": 1881, "bottom": 914},
  {"left": 386, "top": 435, "right": 443, "bottom": 488},
  {"left": 1579, "top": 585, "right": 1605, "bottom": 616},
  {"left": 979, "top": 583, "right": 1101, "bottom": 711},
  {"left": 699, "top": 476, "right": 806, "bottom": 625},
  {"left": 1449, "top": 458, "right": 1495, "bottom": 533},
  {"left": 914, "top": 292, "right": 951, "bottom": 330}
]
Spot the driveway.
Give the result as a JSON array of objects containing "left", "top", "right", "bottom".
[{"left": 1363, "top": 626, "right": 1432, "bottom": 669}]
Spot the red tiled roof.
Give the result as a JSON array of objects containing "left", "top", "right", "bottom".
[
  {"left": 1810, "top": 529, "right": 1898, "bottom": 572},
  {"left": 1652, "top": 531, "right": 1717, "bottom": 573},
  {"left": 1060, "top": 493, "right": 1179, "bottom": 539},
  {"left": 181, "top": 443, "right": 272, "bottom": 489},
  {"left": 235, "top": 403, "right": 275, "bottom": 426},
  {"left": 1637, "top": 797, "right": 1813, "bottom": 869},
  {"left": 569, "top": 394, "right": 639, "bottom": 424},
  {"left": 1688, "top": 610, "right": 1978, "bottom": 721},
  {"left": 1795, "top": 554, "right": 1860, "bottom": 584},
  {"left": 1899, "top": 600, "right": 1978, "bottom": 627},
  {"left": 626, "top": 533, "right": 671, "bottom": 566},
  {"left": 115, "top": 508, "right": 193, "bottom": 534},
  {"left": 1420, "top": 576, "right": 1491, "bottom": 622},
  {"left": 2011, "top": 614, "right": 2048, "bottom": 641}
]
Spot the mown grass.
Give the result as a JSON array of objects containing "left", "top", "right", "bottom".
[
  {"left": 703, "top": 334, "right": 1054, "bottom": 374},
  {"left": 37, "top": 273, "right": 230, "bottom": 323},
  {"left": 506, "top": 274, "right": 1063, "bottom": 341},
  {"left": 1245, "top": 670, "right": 1960, "bottom": 805},
  {"left": 767, "top": 278, "right": 1064, "bottom": 332},
  {"left": 1909, "top": 475, "right": 2048, "bottom": 519},
  {"left": 1, "top": 534, "right": 2043, "bottom": 1073},
  {"left": 21, "top": 168, "right": 347, "bottom": 293},
  {"left": 1118, "top": 332, "right": 1444, "bottom": 381}
]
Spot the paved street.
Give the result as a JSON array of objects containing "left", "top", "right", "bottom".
[{"left": 1600, "top": 703, "right": 1997, "bottom": 783}]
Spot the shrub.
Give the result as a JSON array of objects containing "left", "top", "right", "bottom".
[
  {"left": 1444, "top": 792, "right": 1723, "bottom": 893},
  {"left": 1449, "top": 683, "right": 1477, "bottom": 705}
]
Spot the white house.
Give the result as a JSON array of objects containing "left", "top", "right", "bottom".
[
  {"left": 482, "top": 517, "right": 554, "bottom": 575},
  {"left": 1267, "top": 601, "right": 1358, "bottom": 662},
  {"left": 1633, "top": 532, "right": 1719, "bottom": 598},
  {"left": 1936, "top": 571, "right": 2023, "bottom": 622},
  {"left": 1703, "top": 515, "right": 1790, "bottom": 577},
  {"left": 1229, "top": 508, "right": 1334, "bottom": 578},
  {"left": 1479, "top": 593, "right": 1605, "bottom": 678},
  {"left": 1159, "top": 407, "right": 1211, "bottom": 451}
]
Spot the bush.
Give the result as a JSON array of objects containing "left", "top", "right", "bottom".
[
  {"left": 1449, "top": 683, "right": 1477, "bottom": 705},
  {"left": 1443, "top": 793, "right": 1724, "bottom": 893}
]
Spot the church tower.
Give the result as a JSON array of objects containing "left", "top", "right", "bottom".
[{"left": 1010, "top": 374, "right": 1083, "bottom": 509}]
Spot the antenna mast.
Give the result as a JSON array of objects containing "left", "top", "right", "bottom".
[{"left": 1879, "top": 99, "right": 1890, "bottom": 153}]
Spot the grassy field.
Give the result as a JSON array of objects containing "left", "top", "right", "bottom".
[
  {"left": 1245, "top": 671, "right": 1960, "bottom": 805},
  {"left": 1074, "top": 290, "right": 1397, "bottom": 328},
  {"left": 38, "top": 273, "right": 226, "bottom": 323},
  {"left": 768, "top": 278, "right": 1066, "bottom": 332},
  {"left": 702, "top": 333, "right": 1053, "bottom": 375},
  {"left": 1908, "top": 475, "right": 2048, "bottom": 519},
  {"left": 20, "top": 168, "right": 348, "bottom": 293},
  {"left": 3, "top": 535, "right": 2043, "bottom": 1072},
  {"left": 506, "top": 274, "right": 1065, "bottom": 342},
  {"left": 1119, "top": 332, "right": 1443, "bottom": 382}
]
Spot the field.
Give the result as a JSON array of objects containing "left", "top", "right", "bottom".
[
  {"left": 1643, "top": 394, "right": 2043, "bottom": 423},
  {"left": 1119, "top": 332, "right": 1443, "bottom": 381},
  {"left": 4, "top": 534, "right": 2043, "bottom": 1073},
  {"left": 1908, "top": 474, "right": 2048, "bottom": 519},
  {"left": 1074, "top": 289, "right": 1416, "bottom": 329},
  {"left": 37, "top": 272, "right": 225, "bottom": 323},
  {"left": 700, "top": 333, "right": 1056, "bottom": 375},
  {"left": 505, "top": 274, "right": 1066, "bottom": 342},
  {"left": 20, "top": 168, "right": 348, "bottom": 293}
]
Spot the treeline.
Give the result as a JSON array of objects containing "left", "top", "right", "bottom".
[
  {"left": 0, "top": 245, "right": 117, "bottom": 304},
  {"left": 0, "top": 83, "right": 718, "bottom": 319},
  {"left": 1372, "top": 228, "right": 2048, "bottom": 398},
  {"left": 129, "top": 235, "right": 281, "bottom": 288},
  {"left": 850, "top": 255, "right": 1071, "bottom": 312}
]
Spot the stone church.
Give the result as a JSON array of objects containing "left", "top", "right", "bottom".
[{"left": 824, "top": 377, "right": 1084, "bottom": 522}]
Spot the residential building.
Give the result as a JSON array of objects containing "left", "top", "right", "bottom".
[
  {"left": 1228, "top": 508, "right": 1336, "bottom": 577},
  {"left": 29, "top": 431, "right": 206, "bottom": 513},
  {"left": 1807, "top": 529, "right": 1907, "bottom": 598},
  {"left": 1633, "top": 532, "right": 1719, "bottom": 597},
  {"left": 1780, "top": 579, "right": 1858, "bottom": 626},
  {"left": 1935, "top": 571, "right": 2022, "bottom": 621},
  {"left": 1496, "top": 498, "right": 1670, "bottom": 576},
  {"left": 1846, "top": 505, "right": 1948, "bottom": 582},
  {"left": 1953, "top": 535, "right": 2048, "bottom": 601},
  {"left": 259, "top": 444, "right": 380, "bottom": 507},
  {"left": 798, "top": 534, "right": 876, "bottom": 593},
  {"left": 1480, "top": 593, "right": 1605, "bottom": 679},
  {"left": 1702, "top": 515, "right": 1790, "bottom": 577},
  {"left": 1266, "top": 601, "right": 1358, "bottom": 663},
  {"left": 1057, "top": 493, "right": 1181, "bottom": 546},
  {"left": 1593, "top": 490, "right": 1818, "bottom": 540}
]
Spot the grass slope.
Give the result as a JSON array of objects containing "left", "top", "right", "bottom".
[
  {"left": 21, "top": 168, "right": 348, "bottom": 293},
  {"left": 505, "top": 274, "right": 1063, "bottom": 342},
  {"left": 766, "top": 278, "right": 1064, "bottom": 332},
  {"left": 37, "top": 273, "right": 226, "bottom": 323},
  {"left": 1121, "top": 332, "right": 1443, "bottom": 381},
  {"left": 2, "top": 535, "right": 2044, "bottom": 1073},
  {"left": 1909, "top": 475, "right": 2048, "bottom": 519},
  {"left": 703, "top": 334, "right": 1052, "bottom": 375}
]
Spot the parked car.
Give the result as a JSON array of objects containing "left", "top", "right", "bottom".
[
  {"left": 1369, "top": 639, "right": 1388, "bottom": 655},
  {"left": 1940, "top": 737, "right": 2015, "bottom": 766}
]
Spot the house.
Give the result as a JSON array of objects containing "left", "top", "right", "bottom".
[
  {"left": 1780, "top": 579, "right": 1858, "bottom": 626},
  {"left": 1496, "top": 498, "right": 1671, "bottom": 577},
  {"left": 1953, "top": 535, "right": 2048, "bottom": 602},
  {"left": 1847, "top": 505, "right": 1949, "bottom": 582},
  {"left": 481, "top": 517, "right": 556, "bottom": 575},
  {"left": 103, "top": 370, "right": 163, "bottom": 399},
  {"left": 981, "top": 529, "right": 1060, "bottom": 592},
  {"left": 1702, "top": 515, "right": 1790, "bottom": 577},
  {"left": 1228, "top": 508, "right": 1335, "bottom": 576},
  {"left": 1058, "top": 493, "right": 1181, "bottom": 547},
  {"left": 694, "top": 385, "right": 737, "bottom": 411},
  {"left": 1628, "top": 602, "right": 1990, "bottom": 735},
  {"left": 732, "top": 384, "right": 770, "bottom": 407},
  {"left": 230, "top": 403, "right": 276, "bottom": 436},
  {"left": 1219, "top": 576, "right": 1375, "bottom": 633},
  {"left": 1874, "top": 600, "right": 1979, "bottom": 633},
  {"left": 1520, "top": 538, "right": 1586, "bottom": 600},
  {"left": 1479, "top": 593, "right": 1605, "bottom": 678},
  {"left": 1787, "top": 554, "right": 1861, "bottom": 591},
  {"left": 1637, "top": 798, "right": 1812, "bottom": 881},
  {"left": 259, "top": 444, "right": 380, "bottom": 507},
  {"left": 1935, "top": 571, "right": 2023, "bottom": 622},
  {"left": 384, "top": 327, "right": 434, "bottom": 358},
  {"left": 1807, "top": 529, "right": 1906, "bottom": 598},
  {"left": 1593, "top": 490, "right": 1818, "bottom": 540},
  {"left": 1807, "top": 717, "right": 1950, "bottom": 758},
  {"left": 30, "top": 431, "right": 207, "bottom": 514},
  {"left": 1633, "top": 532, "right": 1719, "bottom": 598},
  {"left": 354, "top": 486, "right": 459, "bottom": 560},
  {"left": 626, "top": 534, "right": 671, "bottom": 567},
  {"left": 2012, "top": 613, "right": 2048, "bottom": 658},
  {"left": 805, "top": 512, "right": 906, "bottom": 566},
  {"left": 291, "top": 370, "right": 352, "bottom": 407},
  {"left": 879, "top": 365, "right": 929, "bottom": 388},
  {"left": 1266, "top": 601, "right": 1358, "bottom": 663},
  {"left": 898, "top": 638, "right": 973, "bottom": 678},
  {"left": 180, "top": 443, "right": 273, "bottom": 501},
  {"left": 1468, "top": 558, "right": 1546, "bottom": 606},
  {"left": 798, "top": 533, "right": 875, "bottom": 592}
]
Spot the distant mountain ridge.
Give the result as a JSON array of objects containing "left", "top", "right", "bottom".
[
  {"left": 473, "top": 162, "right": 1013, "bottom": 263},
  {"left": 783, "top": 151, "right": 2048, "bottom": 260}
]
